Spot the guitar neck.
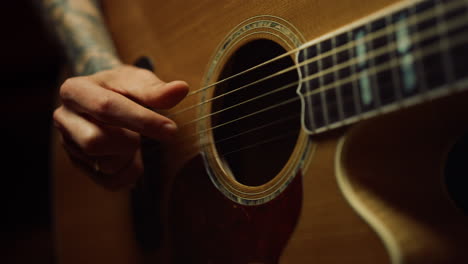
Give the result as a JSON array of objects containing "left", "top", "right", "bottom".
[{"left": 298, "top": 0, "right": 468, "bottom": 135}]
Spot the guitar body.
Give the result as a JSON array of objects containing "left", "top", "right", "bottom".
[{"left": 51, "top": 0, "right": 468, "bottom": 263}]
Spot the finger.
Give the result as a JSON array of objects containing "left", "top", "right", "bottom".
[
  {"left": 62, "top": 141, "right": 142, "bottom": 190},
  {"left": 54, "top": 104, "right": 144, "bottom": 190},
  {"left": 53, "top": 105, "right": 140, "bottom": 155},
  {"left": 96, "top": 154, "right": 135, "bottom": 175},
  {"left": 59, "top": 134, "right": 131, "bottom": 175},
  {"left": 92, "top": 65, "right": 189, "bottom": 109},
  {"left": 92, "top": 151, "right": 144, "bottom": 191},
  {"left": 59, "top": 77, "right": 177, "bottom": 140},
  {"left": 58, "top": 128, "right": 141, "bottom": 183}
]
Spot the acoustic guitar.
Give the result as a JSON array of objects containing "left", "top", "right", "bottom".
[{"left": 51, "top": 0, "right": 468, "bottom": 263}]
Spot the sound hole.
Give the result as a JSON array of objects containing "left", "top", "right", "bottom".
[
  {"left": 211, "top": 39, "right": 301, "bottom": 187},
  {"left": 445, "top": 133, "right": 468, "bottom": 214}
]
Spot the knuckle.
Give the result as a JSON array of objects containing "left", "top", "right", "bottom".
[
  {"left": 133, "top": 68, "right": 158, "bottom": 83},
  {"left": 139, "top": 115, "right": 157, "bottom": 133},
  {"left": 92, "top": 95, "right": 113, "bottom": 118},
  {"left": 59, "top": 77, "right": 80, "bottom": 100},
  {"left": 80, "top": 126, "right": 103, "bottom": 155}
]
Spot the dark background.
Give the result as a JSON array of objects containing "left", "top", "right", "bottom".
[{"left": 1, "top": 1, "right": 63, "bottom": 263}]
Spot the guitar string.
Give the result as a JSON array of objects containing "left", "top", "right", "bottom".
[
  {"left": 175, "top": 13, "right": 468, "bottom": 131},
  {"left": 171, "top": 123, "right": 302, "bottom": 158},
  {"left": 181, "top": 0, "right": 452, "bottom": 98},
  {"left": 221, "top": 130, "right": 299, "bottom": 157},
  {"left": 207, "top": 113, "right": 299, "bottom": 145},
  {"left": 193, "top": 34, "right": 467, "bottom": 158},
  {"left": 172, "top": 113, "right": 300, "bottom": 146},
  {"left": 178, "top": 14, "right": 441, "bottom": 129},
  {"left": 168, "top": 0, "right": 465, "bottom": 118},
  {"left": 133, "top": 0, "right": 461, "bottom": 200},
  {"left": 172, "top": 21, "right": 468, "bottom": 150}
]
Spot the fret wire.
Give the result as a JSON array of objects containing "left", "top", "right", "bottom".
[
  {"left": 395, "top": 10, "right": 417, "bottom": 96},
  {"left": 348, "top": 30, "right": 362, "bottom": 116},
  {"left": 386, "top": 14, "right": 403, "bottom": 102},
  {"left": 410, "top": 3, "right": 429, "bottom": 95},
  {"left": 302, "top": 47, "right": 317, "bottom": 131},
  {"left": 332, "top": 36, "right": 345, "bottom": 121},
  {"left": 318, "top": 42, "right": 330, "bottom": 126},
  {"left": 367, "top": 22, "right": 382, "bottom": 109}
]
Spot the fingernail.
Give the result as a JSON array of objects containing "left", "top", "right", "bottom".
[{"left": 162, "top": 122, "right": 177, "bottom": 135}]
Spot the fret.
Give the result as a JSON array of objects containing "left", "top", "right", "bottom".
[
  {"left": 367, "top": 21, "right": 382, "bottom": 108},
  {"left": 415, "top": 0, "right": 439, "bottom": 45},
  {"left": 354, "top": 26, "right": 379, "bottom": 112},
  {"left": 318, "top": 40, "right": 330, "bottom": 126},
  {"left": 443, "top": 0, "right": 467, "bottom": 20},
  {"left": 332, "top": 36, "right": 345, "bottom": 122},
  {"left": 334, "top": 32, "right": 358, "bottom": 120},
  {"left": 298, "top": 45, "right": 318, "bottom": 131},
  {"left": 322, "top": 38, "right": 341, "bottom": 124},
  {"left": 370, "top": 18, "right": 389, "bottom": 51},
  {"left": 415, "top": 0, "right": 437, "bottom": 18},
  {"left": 386, "top": 14, "right": 403, "bottom": 103},
  {"left": 408, "top": 4, "right": 429, "bottom": 96},
  {"left": 325, "top": 89, "right": 340, "bottom": 125},
  {"left": 304, "top": 45, "right": 325, "bottom": 130},
  {"left": 298, "top": 43, "right": 332, "bottom": 131},
  {"left": 320, "top": 39, "right": 334, "bottom": 70},
  {"left": 393, "top": 9, "right": 421, "bottom": 98},
  {"left": 305, "top": 45, "right": 325, "bottom": 129},
  {"left": 348, "top": 30, "right": 362, "bottom": 117},
  {"left": 371, "top": 17, "right": 396, "bottom": 106},
  {"left": 311, "top": 93, "right": 325, "bottom": 129}
]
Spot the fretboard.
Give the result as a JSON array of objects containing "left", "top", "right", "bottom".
[{"left": 297, "top": 0, "right": 468, "bottom": 135}]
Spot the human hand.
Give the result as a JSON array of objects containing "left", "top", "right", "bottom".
[{"left": 53, "top": 65, "right": 189, "bottom": 190}]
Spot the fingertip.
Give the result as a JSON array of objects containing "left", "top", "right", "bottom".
[
  {"left": 166, "top": 80, "right": 190, "bottom": 98},
  {"left": 168, "top": 80, "right": 190, "bottom": 89},
  {"left": 162, "top": 122, "right": 178, "bottom": 134},
  {"left": 156, "top": 121, "right": 178, "bottom": 141},
  {"left": 150, "top": 80, "right": 190, "bottom": 109}
]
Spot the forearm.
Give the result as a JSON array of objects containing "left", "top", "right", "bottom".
[{"left": 39, "top": 0, "right": 121, "bottom": 75}]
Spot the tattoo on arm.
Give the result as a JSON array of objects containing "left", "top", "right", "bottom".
[{"left": 39, "top": 0, "right": 121, "bottom": 75}]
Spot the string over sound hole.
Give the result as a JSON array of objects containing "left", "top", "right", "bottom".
[{"left": 211, "top": 39, "right": 301, "bottom": 186}]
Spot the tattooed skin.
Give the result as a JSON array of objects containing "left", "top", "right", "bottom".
[{"left": 39, "top": 0, "right": 121, "bottom": 75}]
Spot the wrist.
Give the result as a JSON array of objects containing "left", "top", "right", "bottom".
[{"left": 74, "top": 50, "right": 122, "bottom": 76}]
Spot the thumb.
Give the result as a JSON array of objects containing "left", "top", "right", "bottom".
[
  {"left": 144, "top": 80, "right": 190, "bottom": 109},
  {"left": 91, "top": 65, "right": 189, "bottom": 109}
]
